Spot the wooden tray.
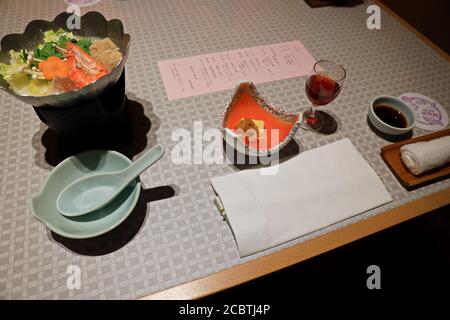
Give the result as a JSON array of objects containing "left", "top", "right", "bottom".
[{"left": 381, "top": 128, "right": 450, "bottom": 190}]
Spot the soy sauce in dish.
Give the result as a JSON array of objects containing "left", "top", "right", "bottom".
[{"left": 373, "top": 104, "right": 408, "bottom": 128}]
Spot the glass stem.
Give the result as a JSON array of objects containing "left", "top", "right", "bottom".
[{"left": 307, "top": 104, "right": 318, "bottom": 125}]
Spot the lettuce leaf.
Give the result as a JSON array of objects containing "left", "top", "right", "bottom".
[
  {"left": 43, "top": 29, "right": 73, "bottom": 43},
  {"left": 42, "top": 29, "right": 91, "bottom": 53},
  {"left": 0, "top": 50, "right": 53, "bottom": 96},
  {"left": 0, "top": 50, "right": 28, "bottom": 81}
]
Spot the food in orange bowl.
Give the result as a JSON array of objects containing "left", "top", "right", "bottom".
[{"left": 221, "top": 82, "right": 302, "bottom": 156}]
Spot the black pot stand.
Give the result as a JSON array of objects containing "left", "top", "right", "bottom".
[{"left": 33, "top": 70, "right": 127, "bottom": 138}]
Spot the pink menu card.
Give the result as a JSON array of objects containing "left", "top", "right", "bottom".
[{"left": 158, "top": 40, "right": 316, "bottom": 100}]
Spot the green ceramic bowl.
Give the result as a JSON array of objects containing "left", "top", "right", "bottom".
[{"left": 31, "top": 150, "right": 141, "bottom": 239}]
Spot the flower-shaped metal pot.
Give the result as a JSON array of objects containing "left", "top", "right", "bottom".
[{"left": 0, "top": 11, "right": 130, "bottom": 108}]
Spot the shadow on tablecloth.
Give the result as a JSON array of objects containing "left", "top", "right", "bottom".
[
  {"left": 49, "top": 184, "right": 179, "bottom": 256},
  {"left": 222, "top": 137, "right": 302, "bottom": 171},
  {"left": 32, "top": 93, "right": 158, "bottom": 169}
]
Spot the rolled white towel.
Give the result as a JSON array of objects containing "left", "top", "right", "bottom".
[{"left": 400, "top": 135, "right": 450, "bottom": 175}]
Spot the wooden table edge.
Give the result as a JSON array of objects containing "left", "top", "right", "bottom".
[
  {"left": 139, "top": 187, "right": 450, "bottom": 300},
  {"left": 139, "top": 1, "right": 450, "bottom": 300}
]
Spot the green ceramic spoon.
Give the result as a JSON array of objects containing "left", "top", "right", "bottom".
[{"left": 56, "top": 144, "right": 164, "bottom": 217}]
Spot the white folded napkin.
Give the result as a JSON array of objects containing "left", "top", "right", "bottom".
[
  {"left": 400, "top": 136, "right": 450, "bottom": 175},
  {"left": 211, "top": 138, "right": 393, "bottom": 257}
]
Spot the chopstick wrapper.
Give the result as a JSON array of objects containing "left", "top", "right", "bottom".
[{"left": 211, "top": 138, "right": 393, "bottom": 257}]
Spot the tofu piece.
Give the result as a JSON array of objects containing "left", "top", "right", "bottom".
[
  {"left": 90, "top": 38, "right": 123, "bottom": 70},
  {"left": 90, "top": 38, "right": 118, "bottom": 56}
]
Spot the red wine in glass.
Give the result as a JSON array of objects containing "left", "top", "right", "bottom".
[
  {"left": 305, "top": 74, "right": 341, "bottom": 106},
  {"left": 303, "top": 60, "right": 346, "bottom": 134}
]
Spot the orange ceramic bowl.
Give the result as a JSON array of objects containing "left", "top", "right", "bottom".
[{"left": 221, "top": 81, "right": 302, "bottom": 156}]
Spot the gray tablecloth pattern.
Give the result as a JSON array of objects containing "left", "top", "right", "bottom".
[{"left": 0, "top": 0, "right": 449, "bottom": 299}]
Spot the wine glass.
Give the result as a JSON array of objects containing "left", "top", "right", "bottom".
[{"left": 303, "top": 60, "right": 346, "bottom": 134}]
